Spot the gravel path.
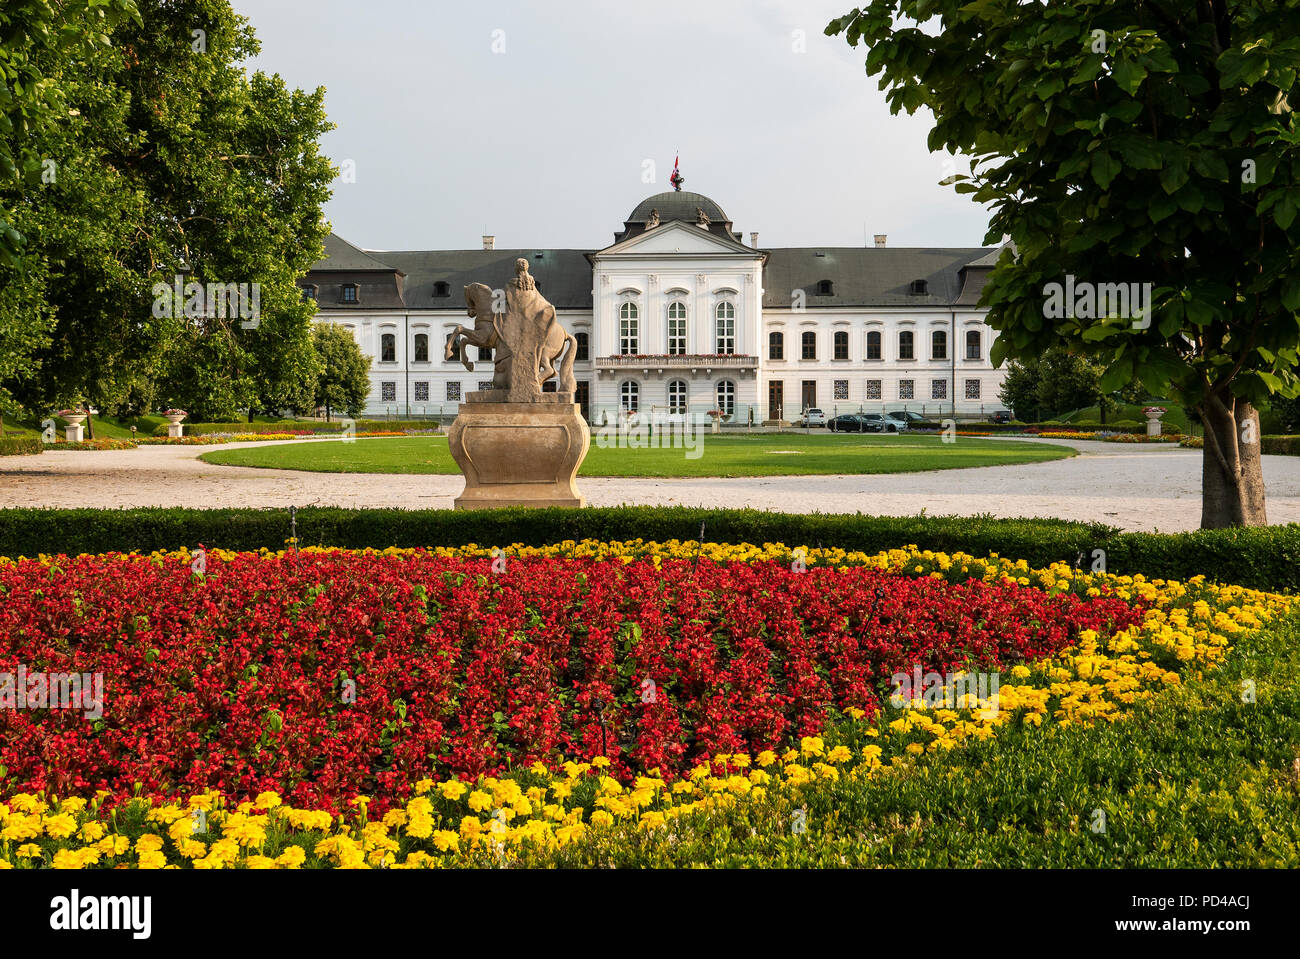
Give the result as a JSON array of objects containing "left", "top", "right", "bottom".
[{"left": 3, "top": 437, "right": 1299, "bottom": 532}]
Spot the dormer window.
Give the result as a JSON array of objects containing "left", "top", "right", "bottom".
[
  {"left": 300, "top": 284, "right": 317, "bottom": 303},
  {"left": 816, "top": 280, "right": 834, "bottom": 296},
  {"left": 909, "top": 279, "right": 928, "bottom": 295},
  {"left": 432, "top": 281, "right": 450, "bottom": 298},
  {"left": 341, "top": 283, "right": 358, "bottom": 304}
]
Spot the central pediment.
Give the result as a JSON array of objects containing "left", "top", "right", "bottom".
[{"left": 591, "top": 220, "right": 762, "bottom": 259}]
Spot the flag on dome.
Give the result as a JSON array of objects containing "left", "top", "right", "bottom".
[{"left": 669, "top": 155, "right": 684, "bottom": 191}]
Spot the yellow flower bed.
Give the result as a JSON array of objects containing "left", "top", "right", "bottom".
[{"left": 0, "top": 541, "right": 1290, "bottom": 869}]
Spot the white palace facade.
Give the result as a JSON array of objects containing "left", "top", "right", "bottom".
[{"left": 302, "top": 190, "right": 1009, "bottom": 424}]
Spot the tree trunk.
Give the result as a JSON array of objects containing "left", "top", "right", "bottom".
[{"left": 1200, "top": 397, "right": 1267, "bottom": 528}]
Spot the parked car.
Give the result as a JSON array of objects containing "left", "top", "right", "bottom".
[
  {"left": 828, "top": 414, "right": 866, "bottom": 432},
  {"left": 881, "top": 412, "right": 911, "bottom": 432},
  {"left": 858, "top": 413, "right": 901, "bottom": 433},
  {"left": 797, "top": 408, "right": 827, "bottom": 428},
  {"left": 992, "top": 409, "right": 1014, "bottom": 424},
  {"left": 884, "top": 410, "right": 928, "bottom": 426}
]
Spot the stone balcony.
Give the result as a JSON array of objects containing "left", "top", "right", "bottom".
[{"left": 594, "top": 354, "right": 759, "bottom": 377}]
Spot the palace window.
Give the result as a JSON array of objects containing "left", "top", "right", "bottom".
[
  {"left": 300, "top": 285, "right": 317, "bottom": 302},
  {"left": 381, "top": 333, "right": 396, "bottom": 362},
  {"left": 715, "top": 302, "right": 735, "bottom": 355},
  {"left": 478, "top": 381, "right": 494, "bottom": 392},
  {"left": 575, "top": 332, "right": 589, "bottom": 361},
  {"left": 414, "top": 381, "right": 429, "bottom": 402},
  {"left": 668, "top": 379, "right": 688, "bottom": 414},
  {"left": 478, "top": 345, "right": 492, "bottom": 361},
  {"left": 341, "top": 283, "right": 358, "bottom": 304},
  {"left": 966, "top": 329, "right": 981, "bottom": 360},
  {"left": 413, "top": 333, "right": 429, "bottom": 362},
  {"left": 932, "top": 330, "right": 947, "bottom": 360},
  {"left": 898, "top": 330, "right": 914, "bottom": 360},
  {"left": 432, "top": 281, "right": 450, "bottom": 298},
  {"left": 909, "top": 279, "right": 929, "bottom": 295},
  {"left": 965, "top": 378, "right": 981, "bottom": 399},
  {"left": 446, "top": 335, "right": 460, "bottom": 362},
  {"left": 381, "top": 381, "right": 396, "bottom": 402},
  {"left": 716, "top": 379, "right": 736, "bottom": 417},
  {"left": 931, "top": 378, "right": 948, "bottom": 400},
  {"left": 769, "top": 331, "right": 784, "bottom": 360},
  {"left": 446, "top": 381, "right": 462, "bottom": 401},
  {"left": 899, "top": 379, "right": 914, "bottom": 400},
  {"left": 668, "top": 302, "right": 688, "bottom": 355},
  {"left": 865, "top": 379, "right": 882, "bottom": 400},
  {"left": 619, "top": 302, "right": 639, "bottom": 355},
  {"left": 816, "top": 279, "right": 834, "bottom": 296},
  {"left": 866, "top": 330, "right": 881, "bottom": 360},
  {"left": 833, "top": 330, "right": 849, "bottom": 360},
  {"left": 801, "top": 331, "right": 816, "bottom": 360},
  {"left": 620, "top": 380, "right": 640, "bottom": 412},
  {"left": 834, "top": 380, "right": 849, "bottom": 400}
]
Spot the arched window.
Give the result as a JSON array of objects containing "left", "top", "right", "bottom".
[
  {"left": 715, "top": 302, "right": 735, "bottom": 354},
  {"left": 833, "top": 330, "right": 849, "bottom": 360},
  {"left": 716, "top": 379, "right": 736, "bottom": 417},
  {"left": 898, "top": 330, "right": 914, "bottom": 360},
  {"left": 575, "top": 332, "right": 589, "bottom": 362},
  {"left": 931, "top": 329, "right": 947, "bottom": 360},
  {"left": 380, "top": 332, "right": 396, "bottom": 362},
  {"left": 801, "top": 331, "right": 816, "bottom": 360},
  {"left": 769, "top": 331, "right": 784, "bottom": 360},
  {"left": 668, "top": 301, "right": 688, "bottom": 355},
  {"left": 668, "top": 379, "right": 688, "bottom": 414},
  {"left": 866, "top": 330, "right": 882, "bottom": 360},
  {"left": 619, "top": 302, "right": 639, "bottom": 355},
  {"left": 478, "top": 345, "right": 492, "bottom": 361},
  {"left": 966, "top": 329, "right": 981, "bottom": 360},
  {"left": 413, "top": 333, "right": 429, "bottom": 362},
  {"left": 620, "top": 380, "right": 640, "bottom": 412},
  {"left": 445, "top": 332, "right": 460, "bottom": 362}
]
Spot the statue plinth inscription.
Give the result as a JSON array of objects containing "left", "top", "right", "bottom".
[{"left": 446, "top": 259, "right": 589, "bottom": 509}]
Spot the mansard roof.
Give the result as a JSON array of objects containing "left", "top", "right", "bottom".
[{"left": 305, "top": 233, "right": 999, "bottom": 311}]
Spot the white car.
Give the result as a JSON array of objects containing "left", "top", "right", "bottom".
[{"left": 798, "top": 408, "right": 827, "bottom": 428}]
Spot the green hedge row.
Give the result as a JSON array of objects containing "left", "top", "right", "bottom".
[
  {"left": 0, "top": 506, "right": 1296, "bottom": 591},
  {"left": 1263, "top": 435, "right": 1300, "bottom": 456},
  {"left": 154, "top": 420, "right": 441, "bottom": 437},
  {"left": 0, "top": 436, "right": 42, "bottom": 456}
]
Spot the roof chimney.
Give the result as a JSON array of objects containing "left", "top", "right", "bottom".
[
  {"left": 750, "top": 232, "right": 760, "bottom": 248},
  {"left": 873, "top": 234, "right": 887, "bottom": 248},
  {"left": 482, "top": 235, "right": 495, "bottom": 251}
]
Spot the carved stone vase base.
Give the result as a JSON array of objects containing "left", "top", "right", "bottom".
[{"left": 448, "top": 399, "right": 589, "bottom": 510}]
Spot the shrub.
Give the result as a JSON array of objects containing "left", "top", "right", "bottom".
[
  {"left": 1262, "top": 435, "right": 1300, "bottom": 456},
  {"left": 0, "top": 507, "right": 1297, "bottom": 591},
  {"left": 0, "top": 436, "right": 43, "bottom": 456}
]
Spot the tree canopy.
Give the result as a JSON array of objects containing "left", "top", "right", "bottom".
[{"left": 830, "top": 0, "right": 1300, "bottom": 526}]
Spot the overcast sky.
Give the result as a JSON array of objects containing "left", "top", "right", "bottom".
[{"left": 230, "top": 0, "right": 994, "bottom": 252}]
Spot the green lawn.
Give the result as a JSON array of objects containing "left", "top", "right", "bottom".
[{"left": 199, "top": 432, "right": 1074, "bottom": 478}]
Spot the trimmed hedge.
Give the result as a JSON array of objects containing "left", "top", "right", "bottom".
[
  {"left": 0, "top": 436, "right": 42, "bottom": 456},
  {"left": 0, "top": 506, "right": 1296, "bottom": 591},
  {"left": 153, "top": 419, "right": 442, "bottom": 437},
  {"left": 1263, "top": 435, "right": 1300, "bottom": 456}
]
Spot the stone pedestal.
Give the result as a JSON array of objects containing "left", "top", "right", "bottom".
[
  {"left": 64, "top": 424, "right": 84, "bottom": 443},
  {"left": 168, "top": 423, "right": 185, "bottom": 438},
  {"left": 448, "top": 391, "right": 589, "bottom": 509},
  {"left": 1145, "top": 410, "right": 1163, "bottom": 437}
]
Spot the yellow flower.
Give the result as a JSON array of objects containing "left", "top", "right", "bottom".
[{"left": 467, "top": 790, "right": 493, "bottom": 813}]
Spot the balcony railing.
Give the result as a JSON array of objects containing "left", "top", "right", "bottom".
[{"left": 595, "top": 354, "right": 759, "bottom": 371}]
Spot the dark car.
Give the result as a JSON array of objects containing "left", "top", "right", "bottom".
[
  {"left": 828, "top": 414, "right": 866, "bottom": 432},
  {"left": 992, "top": 410, "right": 1014, "bottom": 424},
  {"left": 858, "top": 413, "right": 900, "bottom": 433},
  {"left": 884, "top": 410, "right": 928, "bottom": 426}
]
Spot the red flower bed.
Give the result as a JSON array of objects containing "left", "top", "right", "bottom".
[{"left": 0, "top": 552, "right": 1143, "bottom": 810}]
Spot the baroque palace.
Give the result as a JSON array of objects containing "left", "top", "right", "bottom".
[{"left": 301, "top": 188, "right": 1008, "bottom": 424}]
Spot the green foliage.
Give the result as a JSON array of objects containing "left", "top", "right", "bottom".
[
  {"left": 0, "top": 506, "right": 1297, "bottom": 590},
  {"left": 311, "top": 323, "right": 372, "bottom": 420},
  {"left": 1262, "top": 435, "right": 1300, "bottom": 456},
  {"left": 0, "top": 435, "right": 41, "bottom": 455}
]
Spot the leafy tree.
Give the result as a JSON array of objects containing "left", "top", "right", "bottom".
[
  {"left": 312, "top": 323, "right": 371, "bottom": 421},
  {"left": 0, "top": 0, "right": 334, "bottom": 423},
  {"left": 831, "top": 1, "right": 1300, "bottom": 527},
  {"left": 997, "top": 355, "right": 1044, "bottom": 422}
]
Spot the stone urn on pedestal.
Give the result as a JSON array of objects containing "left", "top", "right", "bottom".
[
  {"left": 445, "top": 259, "right": 589, "bottom": 509},
  {"left": 162, "top": 409, "right": 188, "bottom": 439},
  {"left": 1143, "top": 406, "right": 1166, "bottom": 437},
  {"left": 57, "top": 410, "right": 87, "bottom": 443}
]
